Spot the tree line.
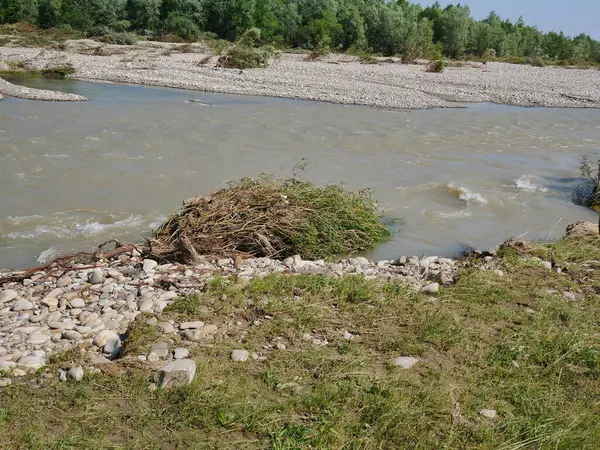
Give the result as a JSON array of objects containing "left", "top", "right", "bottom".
[{"left": 1, "top": 0, "right": 599, "bottom": 63}]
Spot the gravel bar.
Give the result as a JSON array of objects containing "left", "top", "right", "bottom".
[
  {"left": 0, "top": 76, "right": 88, "bottom": 101},
  {"left": 1, "top": 40, "right": 600, "bottom": 108}
]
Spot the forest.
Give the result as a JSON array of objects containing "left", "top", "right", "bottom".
[{"left": 1, "top": 0, "right": 599, "bottom": 64}]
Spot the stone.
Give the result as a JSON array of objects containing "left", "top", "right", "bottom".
[
  {"left": 56, "top": 276, "right": 72, "bottom": 288},
  {"left": 12, "top": 299, "right": 33, "bottom": 311},
  {"left": 157, "top": 322, "right": 175, "bottom": 334},
  {"left": 541, "top": 261, "right": 552, "bottom": 270},
  {"left": 479, "top": 409, "right": 497, "bottom": 419},
  {"left": 493, "top": 269, "right": 504, "bottom": 277},
  {"left": 342, "top": 331, "right": 354, "bottom": 340},
  {"left": 392, "top": 356, "right": 420, "bottom": 369},
  {"left": 93, "top": 329, "right": 120, "bottom": 348},
  {"left": 276, "top": 343, "right": 287, "bottom": 350},
  {"left": 180, "top": 321, "right": 204, "bottom": 330},
  {"left": 88, "top": 269, "right": 104, "bottom": 284},
  {"left": 58, "top": 369, "right": 67, "bottom": 381},
  {"left": 17, "top": 354, "right": 45, "bottom": 372},
  {"left": 283, "top": 257, "right": 294, "bottom": 267},
  {"left": 147, "top": 352, "right": 160, "bottom": 363},
  {"left": 29, "top": 331, "right": 51, "bottom": 345},
  {"left": 0, "top": 378, "right": 11, "bottom": 387},
  {"left": 173, "top": 348, "right": 189, "bottom": 360},
  {"left": 156, "top": 359, "right": 196, "bottom": 388},
  {"left": 11, "top": 369, "right": 27, "bottom": 377},
  {"left": 67, "top": 366, "right": 84, "bottom": 382},
  {"left": 48, "top": 321, "right": 75, "bottom": 330},
  {"left": 0, "top": 289, "right": 18, "bottom": 304},
  {"left": 563, "top": 291, "right": 576, "bottom": 301},
  {"left": 231, "top": 350, "right": 249, "bottom": 362},
  {"left": 143, "top": 259, "right": 158, "bottom": 272},
  {"left": 421, "top": 283, "right": 439, "bottom": 294},
  {"left": 62, "top": 330, "right": 83, "bottom": 341},
  {"left": 158, "top": 291, "right": 178, "bottom": 302},
  {"left": 151, "top": 342, "right": 170, "bottom": 359},
  {"left": 69, "top": 298, "right": 85, "bottom": 308},
  {"left": 138, "top": 299, "right": 154, "bottom": 312}
]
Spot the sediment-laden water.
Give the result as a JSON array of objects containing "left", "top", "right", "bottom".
[{"left": 1, "top": 78, "right": 598, "bottom": 268}]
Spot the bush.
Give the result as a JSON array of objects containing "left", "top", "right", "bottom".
[
  {"left": 99, "top": 32, "right": 139, "bottom": 45},
  {"left": 148, "top": 174, "right": 391, "bottom": 262},
  {"left": 531, "top": 56, "right": 546, "bottom": 67},
  {"left": 426, "top": 59, "right": 445, "bottom": 73},
  {"left": 164, "top": 13, "right": 200, "bottom": 42},
  {"left": 41, "top": 64, "right": 76, "bottom": 78},
  {"left": 216, "top": 28, "right": 276, "bottom": 69},
  {"left": 305, "top": 37, "right": 331, "bottom": 61}
]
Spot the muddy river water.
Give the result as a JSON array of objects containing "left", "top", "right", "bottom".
[{"left": 1, "top": 78, "right": 598, "bottom": 268}]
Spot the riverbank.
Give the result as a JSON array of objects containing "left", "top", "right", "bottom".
[
  {"left": 0, "top": 221, "right": 599, "bottom": 447},
  {"left": 0, "top": 76, "right": 87, "bottom": 101},
  {"left": 2, "top": 40, "right": 600, "bottom": 108}
]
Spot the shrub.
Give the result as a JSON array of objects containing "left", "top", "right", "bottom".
[
  {"left": 164, "top": 13, "right": 200, "bottom": 42},
  {"left": 148, "top": 174, "right": 391, "bottom": 262},
  {"left": 99, "top": 32, "right": 139, "bottom": 45},
  {"left": 426, "top": 59, "right": 445, "bottom": 73},
  {"left": 305, "top": 37, "right": 331, "bottom": 61},
  {"left": 216, "top": 28, "right": 276, "bottom": 69},
  {"left": 531, "top": 56, "right": 546, "bottom": 67},
  {"left": 41, "top": 64, "right": 76, "bottom": 78}
]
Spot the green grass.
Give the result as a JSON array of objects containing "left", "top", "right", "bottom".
[{"left": 1, "top": 234, "right": 600, "bottom": 448}]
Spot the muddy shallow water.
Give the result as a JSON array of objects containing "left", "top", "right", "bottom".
[{"left": 1, "top": 78, "right": 598, "bottom": 268}]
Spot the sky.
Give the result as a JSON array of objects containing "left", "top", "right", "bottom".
[{"left": 417, "top": 0, "right": 600, "bottom": 39}]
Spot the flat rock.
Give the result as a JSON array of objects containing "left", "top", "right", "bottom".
[
  {"left": 0, "top": 289, "right": 18, "bottom": 304},
  {"left": 17, "top": 355, "right": 45, "bottom": 372},
  {"left": 392, "top": 356, "right": 420, "bottom": 369},
  {"left": 231, "top": 349, "right": 249, "bottom": 362},
  {"left": 12, "top": 299, "right": 33, "bottom": 311},
  {"left": 479, "top": 409, "right": 497, "bottom": 419},
  {"left": 157, "top": 322, "right": 175, "bottom": 334},
  {"left": 143, "top": 259, "right": 158, "bottom": 272},
  {"left": 421, "top": 283, "right": 439, "bottom": 294},
  {"left": 69, "top": 298, "right": 86, "bottom": 308},
  {"left": 156, "top": 359, "right": 196, "bottom": 388},
  {"left": 173, "top": 348, "right": 189, "bottom": 359},
  {"left": 151, "top": 342, "right": 170, "bottom": 358}
]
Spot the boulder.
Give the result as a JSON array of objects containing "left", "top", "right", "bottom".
[{"left": 156, "top": 359, "right": 196, "bottom": 388}]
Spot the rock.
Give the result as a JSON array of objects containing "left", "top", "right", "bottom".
[
  {"left": 56, "top": 276, "right": 72, "bottom": 288},
  {"left": 0, "top": 378, "right": 11, "bottom": 387},
  {"left": 12, "top": 299, "right": 33, "bottom": 311},
  {"left": 563, "top": 291, "right": 576, "bottom": 301},
  {"left": 276, "top": 343, "right": 286, "bottom": 350},
  {"left": 93, "top": 329, "right": 120, "bottom": 348},
  {"left": 62, "top": 330, "right": 83, "bottom": 341},
  {"left": 392, "top": 356, "right": 419, "bottom": 369},
  {"left": 342, "top": 331, "right": 354, "bottom": 340},
  {"left": 283, "top": 257, "right": 294, "bottom": 267},
  {"left": 479, "top": 409, "right": 497, "bottom": 419},
  {"left": 138, "top": 298, "right": 154, "bottom": 312},
  {"left": 0, "top": 289, "right": 18, "bottom": 304},
  {"left": 143, "top": 259, "right": 158, "bottom": 272},
  {"left": 231, "top": 349, "right": 249, "bottom": 362},
  {"left": 88, "top": 268, "right": 104, "bottom": 284},
  {"left": 29, "top": 331, "right": 51, "bottom": 345},
  {"left": 493, "top": 269, "right": 504, "bottom": 277},
  {"left": 17, "top": 354, "right": 45, "bottom": 372},
  {"left": 234, "top": 256, "right": 244, "bottom": 269},
  {"left": 180, "top": 321, "right": 204, "bottom": 330},
  {"left": 158, "top": 291, "right": 178, "bottom": 302},
  {"left": 58, "top": 369, "right": 67, "bottom": 381},
  {"left": 67, "top": 366, "right": 84, "bottom": 382},
  {"left": 157, "top": 322, "right": 175, "bottom": 334},
  {"left": 541, "top": 261, "right": 552, "bottom": 269},
  {"left": 156, "top": 359, "right": 196, "bottom": 388},
  {"left": 147, "top": 352, "right": 160, "bottom": 363},
  {"left": 69, "top": 298, "right": 86, "bottom": 308},
  {"left": 421, "top": 283, "right": 439, "bottom": 294},
  {"left": 151, "top": 342, "right": 170, "bottom": 359},
  {"left": 566, "top": 221, "right": 598, "bottom": 236},
  {"left": 11, "top": 369, "right": 27, "bottom": 377},
  {"left": 173, "top": 348, "right": 189, "bottom": 359}
]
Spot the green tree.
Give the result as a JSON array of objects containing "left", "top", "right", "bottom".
[
  {"left": 437, "top": 4, "right": 472, "bottom": 58},
  {"left": 127, "top": 0, "right": 161, "bottom": 32},
  {"left": 0, "top": 0, "right": 38, "bottom": 23}
]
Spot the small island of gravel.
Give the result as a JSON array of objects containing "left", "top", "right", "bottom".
[{"left": 1, "top": 40, "right": 600, "bottom": 108}]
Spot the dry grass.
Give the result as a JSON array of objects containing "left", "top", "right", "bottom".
[{"left": 148, "top": 174, "right": 390, "bottom": 262}]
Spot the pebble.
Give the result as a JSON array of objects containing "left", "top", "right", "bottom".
[
  {"left": 0, "top": 289, "right": 18, "bottom": 304},
  {"left": 143, "top": 259, "right": 158, "bottom": 272},
  {"left": 157, "top": 322, "right": 175, "bottom": 334},
  {"left": 88, "top": 269, "right": 104, "bottom": 284},
  {"left": 421, "top": 283, "right": 439, "bottom": 294},
  {"left": 12, "top": 299, "right": 33, "bottom": 312},
  {"left": 479, "top": 409, "right": 497, "bottom": 419},
  {"left": 231, "top": 349, "right": 249, "bottom": 362},
  {"left": 67, "top": 366, "right": 84, "bottom": 382},
  {"left": 69, "top": 298, "right": 86, "bottom": 308},
  {"left": 173, "top": 348, "right": 189, "bottom": 359},
  {"left": 276, "top": 343, "right": 287, "bottom": 350},
  {"left": 156, "top": 359, "right": 196, "bottom": 388},
  {"left": 392, "top": 356, "right": 420, "bottom": 369}
]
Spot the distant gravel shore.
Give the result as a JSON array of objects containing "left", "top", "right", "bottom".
[
  {"left": 1, "top": 40, "right": 600, "bottom": 108},
  {"left": 0, "top": 76, "right": 87, "bottom": 101}
]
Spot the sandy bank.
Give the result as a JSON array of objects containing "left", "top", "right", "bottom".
[
  {"left": 0, "top": 76, "right": 87, "bottom": 101},
  {"left": 2, "top": 40, "right": 600, "bottom": 108}
]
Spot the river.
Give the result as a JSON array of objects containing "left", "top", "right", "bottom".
[{"left": 1, "top": 78, "right": 598, "bottom": 268}]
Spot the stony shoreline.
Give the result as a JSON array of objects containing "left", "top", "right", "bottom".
[
  {"left": 0, "top": 245, "right": 474, "bottom": 379},
  {"left": 1, "top": 40, "right": 600, "bottom": 108}
]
